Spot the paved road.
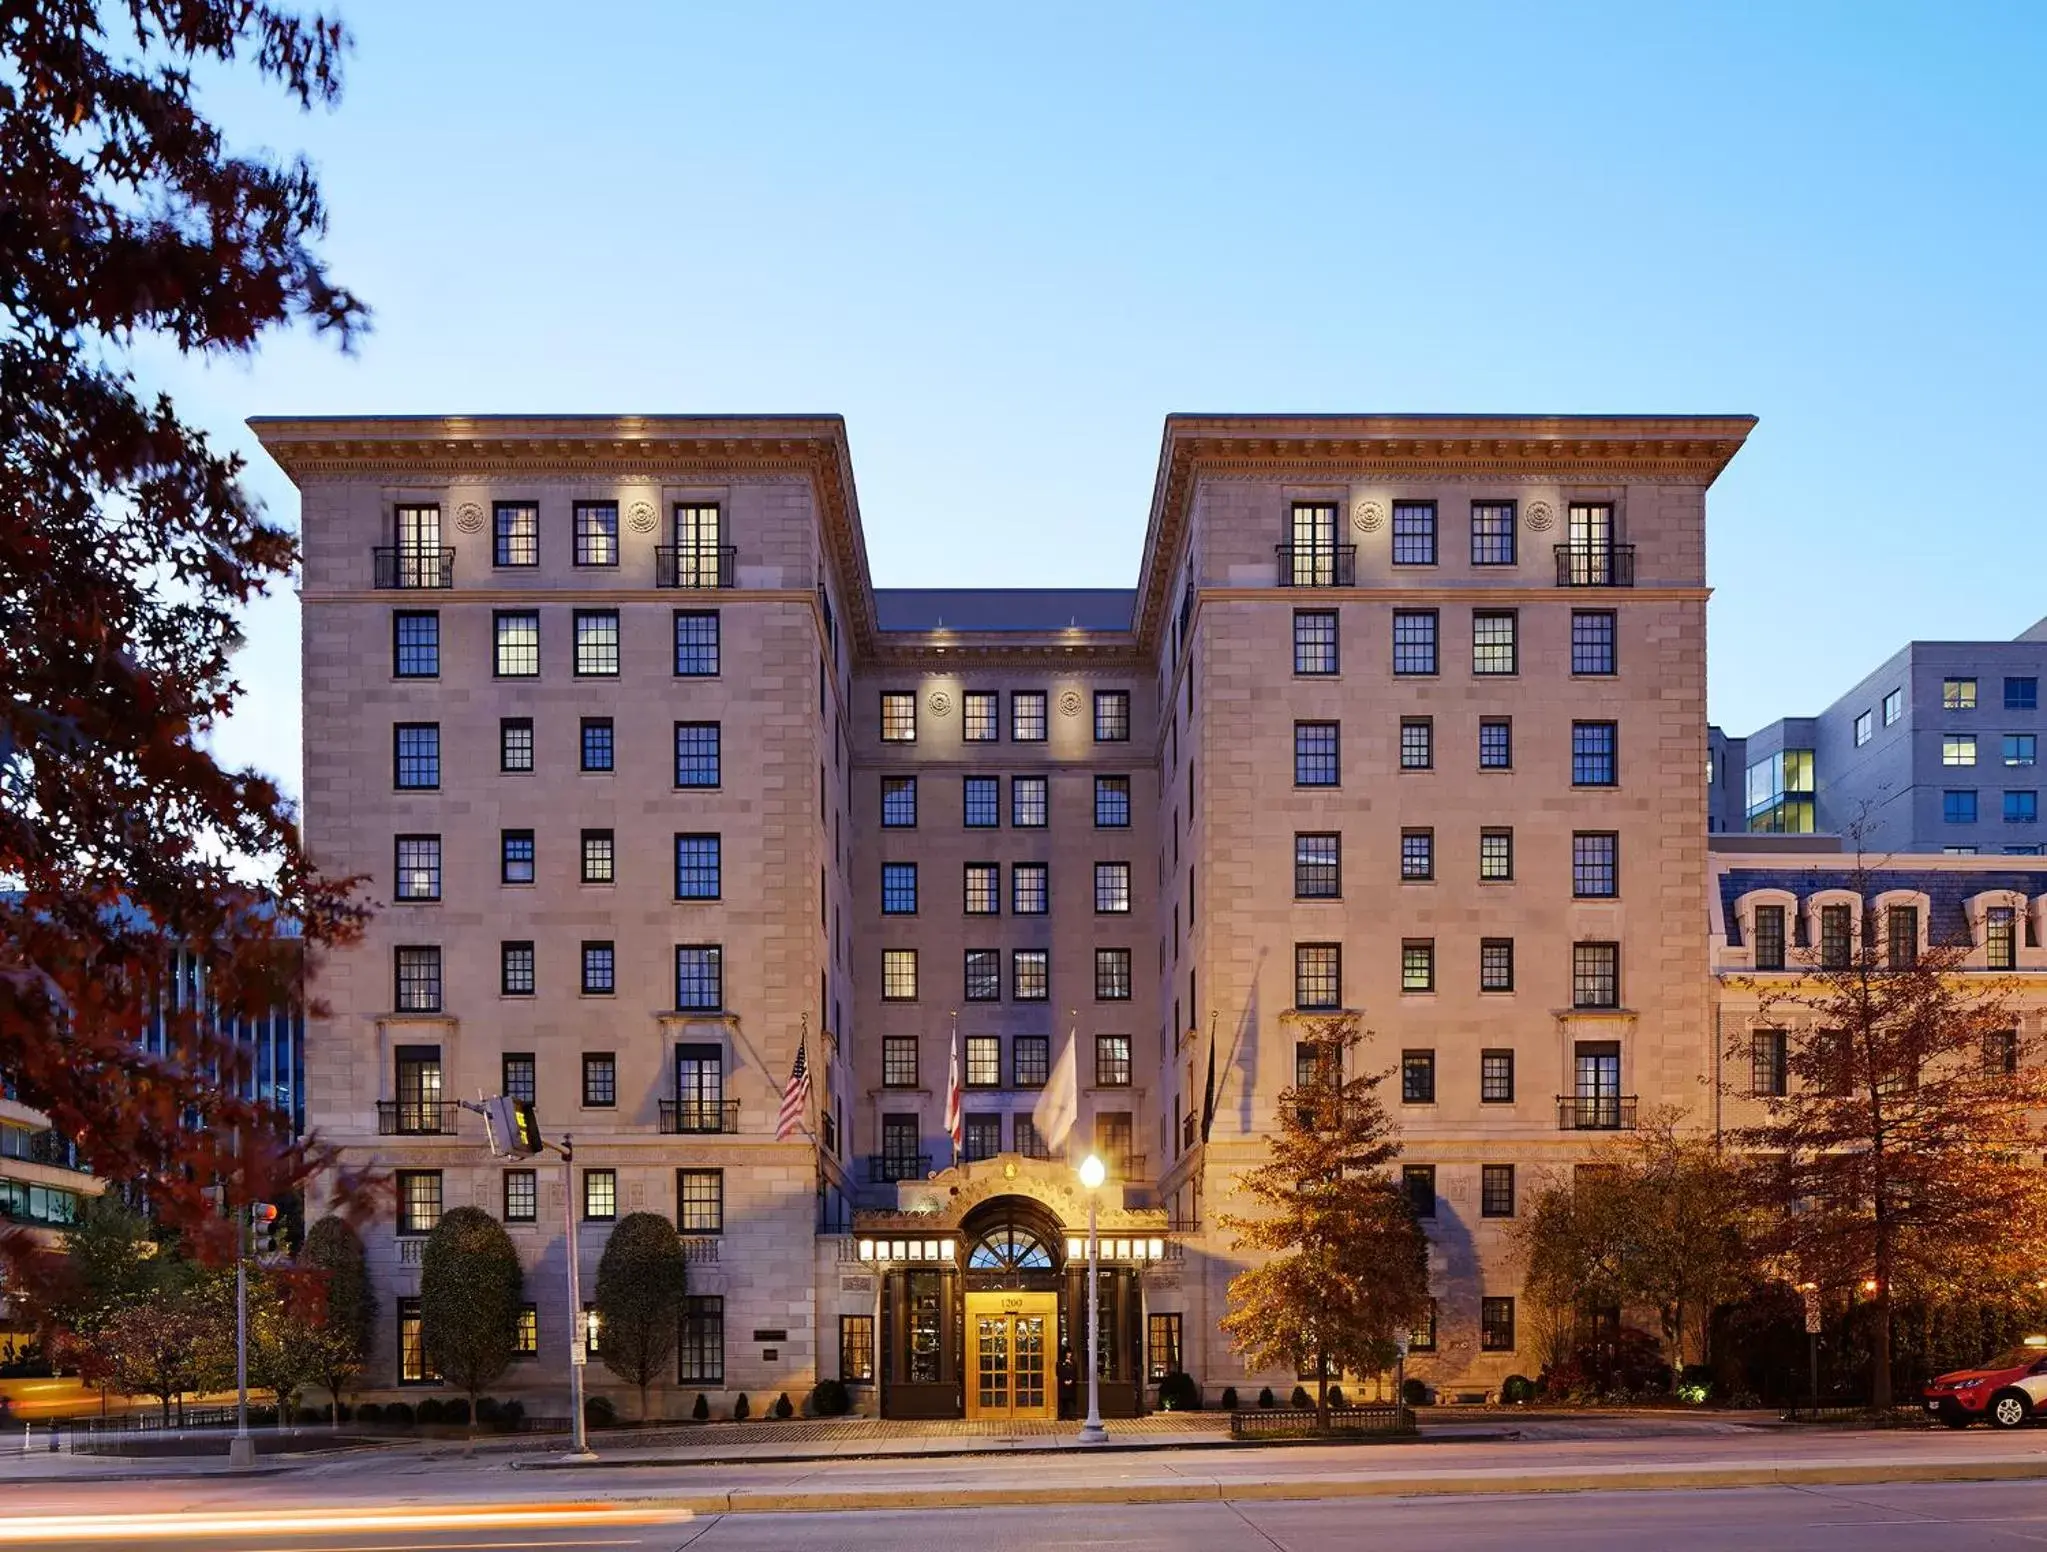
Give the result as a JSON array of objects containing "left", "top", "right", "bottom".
[{"left": 11, "top": 1483, "right": 2047, "bottom": 1551}]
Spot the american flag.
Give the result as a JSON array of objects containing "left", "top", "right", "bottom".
[
  {"left": 776, "top": 1041, "right": 811, "bottom": 1141},
  {"left": 943, "top": 1023, "right": 964, "bottom": 1157}
]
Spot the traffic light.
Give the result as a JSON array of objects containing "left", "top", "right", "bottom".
[
  {"left": 250, "top": 1202, "right": 280, "bottom": 1255},
  {"left": 484, "top": 1095, "right": 544, "bottom": 1158}
]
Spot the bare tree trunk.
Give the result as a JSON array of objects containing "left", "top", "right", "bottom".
[{"left": 1315, "top": 1350, "right": 1329, "bottom": 1434}]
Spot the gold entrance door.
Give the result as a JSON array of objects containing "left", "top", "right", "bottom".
[{"left": 964, "top": 1292, "right": 1057, "bottom": 1420}]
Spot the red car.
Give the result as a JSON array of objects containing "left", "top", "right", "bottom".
[{"left": 1925, "top": 1345, "right": 2047, "bottom": 1428}]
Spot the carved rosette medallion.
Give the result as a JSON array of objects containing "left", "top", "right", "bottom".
[
  {"left": 1058, "top": 690, "right": 1084, "bottom": 718},
  {"left": 928, "top": 691, "right": 953, "bottom": 717},
  {"left": 1352, "top": 500, "right": 1385, "bottom": 534},
  {"left": 454, "top": 501, "right": 486, "bottom": 534},
  {"left": 1524, "top": 501, "right": 1555, "bottom": 533},
  {"left": 627, "top": 500, "right": 658, "bottom": 534}
]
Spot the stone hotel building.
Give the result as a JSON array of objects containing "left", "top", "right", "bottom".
[{"left": 258, "top": 412, "right": 1754, "bottom": 1415}]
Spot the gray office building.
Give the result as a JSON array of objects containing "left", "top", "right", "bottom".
[{"left": 1710, "top": 618, "right": 2047, "bottom": 854}]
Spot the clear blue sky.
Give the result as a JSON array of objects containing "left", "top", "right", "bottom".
[{"left": 159, "top": 1, "right": 2047, "bottom": 800}]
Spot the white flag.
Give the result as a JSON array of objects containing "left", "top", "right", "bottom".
[{"left": 1032, "top": 1028, "right": 1079, "bottom": 1156}]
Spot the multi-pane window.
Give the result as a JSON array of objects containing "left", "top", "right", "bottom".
[
  {"left": 1401, "top": 1050, "right": 1436, "bottom": 1104},
  {"left": 1011, "top": 776, "right": 1048, "bottom": 827},
  {"left": 1295, "top": 944, "right": 1340, "bottom": 1009},
  {"left": 581, "top": 941, "right": 615, "bottom": 995},
  {"left": 393, "top": 611, "right": 440, "bottom": 677},
  {"left": 674, "top": 722, "right": 721, "bottom": 787},
  {"left": 1470, "top": 502, "right": 1516, "bottom": 565},
  {"left": 394, "top": 723, "right": 440, "bottom": 789},
  {"left": 1945, "top": 678, "right": 1978, "bottom": 710},
  {"left": 1572, "top": 722, "right": 1618, "bottom": 786},
  {"left": 1480, "top": 939, "right": 1515, "bottom": 992},
  {"left": 1410, "top": 1301, "right": 1438, "bottom": 1353},
  {"left": 962, "top": 1114, "right": 1002, "bottom": 1162},
  {"left": 500, "top": 940, "right": 535, "bottom": 996},
  {"left": 1095, "top": 1034, "right": 1133, "bottom": 1088},
  {"left": 1294, "top": 610, "right": 1338, "bottom": 674},
  {"left": 1012, "top": 949, "right": 1049, "bottom": 1001},
  {"left": 1095, "top": 862, "right": 1132, "bottom": 913},
  {"left": 582, "top": 1053, "right": 617, "bottom": 1107},
  {"left": 397, "top": 1171, "right": 442, "bottom": 1236},
  {"left": 1985, "top": 1029, "right": 2019, "bottom": 1078},
  {"left": 1095, "top": 775, "right": 1131, "bottom": 827},
  {"left": 1820, "top": 904, "right": 1853, "bottom": 968},
  {"left": 573, "top": 610, "right": 619, "bottom": 676},
  {"left": 1472, "top": 611, "right": 1517, "bottom": 675},
  {"left": 964, "top": 949, "right": 1001, "bottom": 1002},
  {"left": 965, "top": 1036, "right": 1001, "bottom": 1088},
  {"left": 2009, "top": 677, "right": 2041, "bottom": 711},
  {"left": 1400, "top": 717, "right": 1433, "bottom": 770},
  {"left": 1752, "top": 904, "right": 1787, "bottom": 971},
  {"left": 580, "top": 718, "right": 615, "bottom": 772},
  {"left": 674, "top": 945, "right": 723, "bottom": 1011},
  {"left": 1481, "top": 1164, "right": 1515, "bottom": 1219},
  {"left": 672, "top": 1044, "right": 725, "bottom": 1136},
  {"left": 503, "top": 1169, "right": 537, "bottom": 1223},
  {"left": 880, "top": 692, "right": 917, "bottom": 743},
  {"left": 840, "top": 1315, "right": 876, "bottom": 1385},
  {"left": 1571, "top": 611, "right": 1616, "bottom": 675},
  {"left": 494, "top": 611, "right": 540, "bottom": 677},
  {"left": 1094, "top": 691, "right": 1131, "bottom": 742},
  {"left": 1400, "top": 829, "right": 1434, "bottom": 881},
  {"left": 1888, "top": 905, "right": 1919, "bottom": 966},
  {"left": 882, "top": 776, "right": 918, "bottom": 827},
  {"left": 1402, "top": 1165, "right": 1436, "bottom": 1219},
  {"left": 500, "top": 717, "right": 533, "bottom": 773},
  {"left": 1751, "top": 1029, "right": 1788, "bottom": 1097},
  {"left": 1012, "top": 1035, "right": 1050, "bottom": 1088},
  {"left": 581, "top": 829, "right": 615, "bottom": 884},
  {"left": 573, "top": 501, "right": 619, "bottom": 567},
  {"left": 962, "top": 691, "right": 998, "bottom": 742},
  {"left": 395, "top": 835, "right": 442, "bottom": 902},
  {"left": 582, "top": 1168, "right": 617, "bottom": 1221},
  {"left": 1295, "top": 833, "right": 1340, "bottom": 898},
  {"left": 1945, "top": 734, "right": 1978, "bottom": 766},
  {"left": 1479, "top": 717, "right": 1512, "bottom": 770},
  {"left": 1988, "top": 906, "right": 2018, "bottom": 970},
  {"left": 1391, "top": 501, "right": 1437, "bottom": 565},
  {"left": 962, "top": 776, "right": 999, "bottom": 828},
  {"left": 501, "top": 829, "right": 535, "bottom": 884},
  {"left": 2006, "top": 735, "right": 2038, "bottom": 767},
  {"left": 1012, "top": 691, "right": 1048, "bottom": 742},
  {"left": 1392, "top": 610, "right": 1438, "bottom": 674},
  {"left": 1012, "top": 862, "right": 1049, "bottom": 915},
  {"left": 961, "top": 862, "right": 998, "bottom": 915},
  {"left": 1095, "top": 948, "right": 1132, "bottom": 1001},
  {"left": 1481, "top": 1048, "right": 1515, "bottom": 1101},
  {"left": 882, "top": 1037, "right": 919, "bottom": 1088},
  {"left": 678, "top": 1169, "right": 724, "bottom": 1234},
  {"left": 1481, "top": 1297, "right": 1516, "bottom": 1352},
  {"left": 1401, "top": 939, "right": 1435, "bottom": 993},
  {"left": 884, "top": 862, "right": 919, "bottom": 915},
  {"left": 503, "top": 1053, "right": 536, "bottom": 1103},
  {"left": 2007, "top": 790, "right": 2040, "bottom": 824},
  {"left": 1883, "top": 688, "right": 1904, "bottom": 725},
  {"left": 1572, "top": 943, "right": 1620, "bottom": 1009},
  {"left": 1149, "top": 1312, "right": 1184, "bottom": 1382},
  {"left": 395, "top": 946, "right": 442, "bottom": 1011},
  {"left": 674, "top": 611, "right": 720, "bottom": 676},
  {"left": 1572, "top": 832, "right": 1618, "bottom": 897},
  {"left": 882, "top": 949, "right": 918, "bottom": 1001},
  {"left": 678, "top": 1296, "right": 724, "bottom": 1384},
  {"left": 1946, "top": 790, "right": 1979, "bottom": 824},
  {"left": 493, "top": 502, "right": 538, "bottom": 567},
  {"left": 1479, "top": 829, "right": 1513, "bottom": 881},
  {"left": 1295, "top": 721, "right": 1339, "bottom": 786},
  {"left": 1854, "top": 711, "right": 1873, "bottom": 746}
]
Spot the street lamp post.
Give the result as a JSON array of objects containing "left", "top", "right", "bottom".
[
  {"left": 228, "top": 1207, "right": 255, "bottom": 1469},
  {"left": 560, "top": 1131, "right": 596, "bottom": 1463},
  {"left": 1077, "top": 1153, "right": 1107, "bottom": 1444}
]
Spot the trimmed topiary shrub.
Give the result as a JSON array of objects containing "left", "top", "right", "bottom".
[
  {"left": 1500, "top": 1374, "right": 1536, "bottom": 1404},
  {"left": 1290, "top": 1385, "right": 1313, "bottom": 1409},
  {"left": 1157, "top": 1371, "right": 1201, "bottom": 1411},
  {"left": 1401, "top": 1377, "right": 1429, "bottom": 1407},
  {"left": 733, "top": 1392, "right": 750, "bottom": 1420},
  {"left": 1220, "top": 1386, "right": 1240, "bottom": 1411},
  {"left": 773, "top": 1392, "right": 794, "bottom": 1419},
  {"left": 692, "top": 1392, "right": 710, "bottom": 1421},
  {"left": 355, "top": 1402, "right": 383, "bottom": 1425},
  {"left": 384, "top": 1401, "right": 415, "bottom": 1427},
  {"left": 1257, "top": 1386, "right": 1276, "bottom": 1409},
  {"left": 443, "top": 1398, "right": 470, "bottom": 1427},
  {"left": 1327, "top": 1384, "right": 1346, "bottom": 1409},
  {"left": 809, "top": 1379, "right": 850, "bottom": 1417},
  {"left": 415, "top": 1397, "right": 446, "bottom": 1426},
  {"left": 475, "top": 1398, "right": 500, "bottom": 1428},
  {"left": 495, "top": 1399, "right": 525, "bottom": 1432},
  {"left": 584, "top": 1395, "right": 617, "bottom": 1430}
]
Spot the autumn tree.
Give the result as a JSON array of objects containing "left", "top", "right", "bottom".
[
  {"left": 98, "top": 1284, "right": 229, "bottom": 1424},
  {"left": 1219, "top": 1012, "right": 1431, "bottom": 1431},
  {"left": 1728, "top": 867, "right": 2047, "bottom": 1408},
  {"left": 419, "top": 1208, "right": 522, "bottom": 1417},
  {"left": 594, "top": 1212, "right": 689, "bottom": 1421},
  {"left": 300, "top": 1215, "right": 372, "bottom": 1423},
  {"left": 0, "top": 0, "right": 369, "bottom": 1257}
]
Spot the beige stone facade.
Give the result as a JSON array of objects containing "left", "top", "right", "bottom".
[{"left": 263, "top": 412, "right": 1753, "bottom": 1416}]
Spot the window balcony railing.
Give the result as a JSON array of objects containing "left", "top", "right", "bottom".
[
  {"left": 372, "top": 546, "right": 456, "bottom": 589},
  {"left": 1554, "top": 543, "right": 1635, "bottom": 587},
  {"left": 1100, "top": 1152, "right": 1148, "bottom": 1182},
  {"left": 867, "top": 1153, "right": 931, "bottom": 1184},
  {"left": 377, "top": 1101, "right": 459, "bottom": 1136},
  {"left": 0, "top": 1127, "right": 90, "bottom": 1174},
  {"left": 656, "top": 545, "right": 737, "bottom": 589},
  {"left": 1274, "top": 544, "right": 1356, "bottom": 588},
  {"left": 1555, "top": 1095, "right": 1638, "bottom": 1132},
  {"left": 658, "top": 1099, "right": 741, "bottom": 1135},
  {"left": 678, "top": 1236, "right": 721, "bottom": 1264}
]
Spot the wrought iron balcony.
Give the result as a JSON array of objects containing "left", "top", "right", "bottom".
[
  {"left": 656, "top": 545, "right": 737, "bottom": 589},
  {"left": 372, "top": 546, "right": 456, "bottom": 589},
  {"left": 866, "top": 1153, "right": 930, "bottom": 1184},
  {"left": 677, "top": 1236, "right": 721, "bottom": 1264},
  {"left": 377, "top": 1101, "right": 458, "bottom": 1136},
  {"left": 0, "top": 1126, "right": 90, "bottom": 1173},
  {"left": 1274, "top": 543, "right": 1356, "bottom": 587},
  {"left": 658, "top": 1099, "right": 741, "bottom": 1135},
  {"left": 1554, "top": 543, "right": 1635, "bottom": 587},
  {"left": 1555, "top": 1095, "right": 1638, "bottom": 1132},
  {"left": 1101, "top": 1152, "right": 1148, "bottom": 1182}
]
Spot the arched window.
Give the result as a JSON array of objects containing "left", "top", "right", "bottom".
[{"left": 968, "top": 1225, "right": 1053, "bottom": 1270}]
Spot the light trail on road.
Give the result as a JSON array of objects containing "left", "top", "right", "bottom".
[{"left": 0, "top": 1504, "right": 680, "bottom": 1544}]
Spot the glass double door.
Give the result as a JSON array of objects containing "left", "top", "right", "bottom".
[{"left": 965, "top": 1293, "right": 1056, "bottom": 1421}]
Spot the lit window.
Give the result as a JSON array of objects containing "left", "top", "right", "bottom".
[
  {"left": 1472, "top": 611, "right": 1517, "bottom": 675},
  {"left": 962, "top": 691, "right": 998, "bottom": 742},
  {"left": 1011, "top": 950, "right": 1049, "bottom": 1001},
  {"left": 1095, "top": 948, "right": 1132, "bottom": 1001},
  {"left": 582, "top": 1168, "right": 617, "bottom": 1221},
  {"left": 494, "top": 611, "right": 540, "bottom": 677},
  {"left": 1011, "top": 863, "right": 1048, "bottom": 915},
  {"left": 1401, "top": 940, "right": 1435, "bottom": 993},
  {"left": 581, "top": 829, "right": 614, "bottom": 884},
  {"left": 1094, "top": 862, "right": 1132, "bottom": 913},
  {"left": 1094, "top": 691, "right": 1131, "bottom": 742},
  {"left": 1945, "top": 734, "right": 1978, "bottom": 766},
  {"left": 395, "top": 835, "right": 441, "bottom": 902},
  {"left": 1095, "top": 1035, "right": 1132, "bottom": 1088},
  {"left": 1011, "top": 691, "right": 1048, "bottom": 742},
  {"left": 1011, "top": 776, "right": 1048, "bottom": 827},
  {"left": 966, "top": 1036, "right": 1001, "bottom": 1088},
  {"left": 397, "top": 1170, "right": 442, "bottom": 1236},
  {"left": 880, "top": 692, "right": 917, "bottom": 743},
  {"left": 1479, "top": 829, "right": 1513, "bottom": 881},
  {"left": 1400, "top": 718, "right": 1433, "bottom": 770},
  {"left": 1987, "top": 908, "right": 2018, "bottom": 971},
  {"left": 1481, "top": 1297, "right": 1516, "bottom": 1352},
  {"left": 882, "top": 949, "right": 918, "bottom": 1001},
  {"left": 1945, "top": 678, "right": 1978, "bottom": 710}
]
